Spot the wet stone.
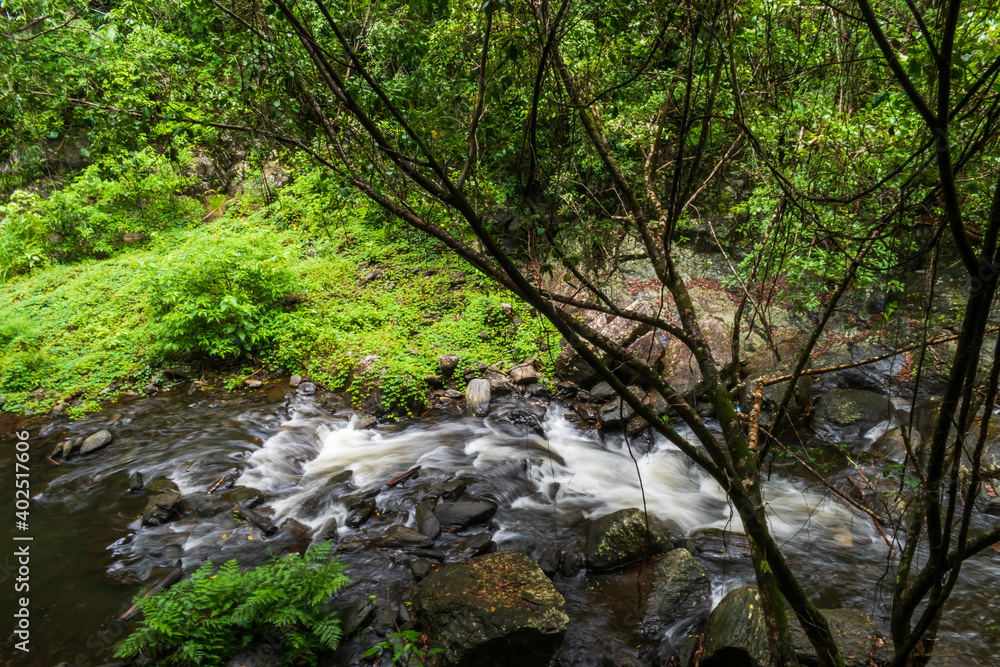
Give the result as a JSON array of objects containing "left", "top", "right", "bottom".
[
  {"left": 222, "top": 486, "right": 264, "bottom": 509},
  {"left": 79, "top": 429, "right": 113, "bottom": 455},
  {"left": 145, "top": 477, "right": 180, "bottom": 494},
  {"left": 409, "top": 559, "right": 433, "bottom": 581},
  {"left": 433, "top": 499, "right": 498, "bottom": 528},
  {"left": 411, "top": 551, "right": 568, "bottom": 667},
  {"left": 126, "top": 471, "right": 145, "bottom": 493},
  {"left": 377, "top": 524, "right": 435, "bottom": 549},
  {"left": 415, "top": 501, "right": 441, "bottom": 538},
  {"left": 142, "top": 491, "right": 182, "bottom": 526},
  {"left": 585, "top": 507, "right": 668, "bottom": 571},
  {"left": 538, "top": 545, "right": 562, "bottom": 578},
  {"left": 347, "top": 498, "right": 377, "bottom": 528},
  {"left": 429, "top": 479, "right": 467, "bottom": 502},
  {"left": 340, "top": 597, "right": 377, "bottom": 636}
]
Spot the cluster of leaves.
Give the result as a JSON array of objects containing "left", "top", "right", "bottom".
[
  {"left": 365, "top": 629, "right": 442, "bottom": 666},
  {"left": 113, "top": 541, "right": 348, "bottom": 667}
]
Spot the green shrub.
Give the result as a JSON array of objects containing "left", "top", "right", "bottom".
[
  {"left": 0, "top": 190, "right": 50, "bottom": 281},
  {"left": 147, "top": 224, "right": 300, "bottom": 360},
  {"left": 113, "top": 541, "right": 348, "bottom": 667}
]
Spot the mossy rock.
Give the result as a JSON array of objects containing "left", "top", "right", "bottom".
[
  {"left": 410, "top": 550, "right": 568, "bottom": 667},
  {"left": 585, "top": 507, "right": 668, "bottom": 572}
]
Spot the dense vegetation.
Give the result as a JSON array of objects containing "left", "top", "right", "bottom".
[{"left": 4, "top": 1, "right": 1000, "bottom": 666}]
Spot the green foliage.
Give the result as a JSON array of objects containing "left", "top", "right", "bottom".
[
  {"left": 113, "top": 541, "right": 348, "bottom": 667},
  {"left": 364, "top": 629, "right": 442, "bottom": 666},
  {"left": 0, "top": 147, "right": 200, "bottom": 280},
  {"left": 147, "top": 223, "right": 300, "bottom": 361}
]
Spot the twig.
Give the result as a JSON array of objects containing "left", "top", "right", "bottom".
[{"left": 386, "top": 465, "right": 421, "bottom": 487}]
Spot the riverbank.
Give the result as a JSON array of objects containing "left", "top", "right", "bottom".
[{"left": 0, "top": 160, "right": 557, "bottom": 419}]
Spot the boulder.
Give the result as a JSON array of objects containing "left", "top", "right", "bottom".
[
  {"left": 644, "top": 548, "right": 710, "bottom": 629},
  {"left": 142, "top": 491, "right": 183, "bottom": 526},
  {"left": 788, "top": 608, "right": 877, "bottom": 667},
  {"left": 411, "top": 551, "right": 568, "bottom": 667},
  {"left": 434, "top": 499, "right": 498, "bottom": 528},
  {"left": 585, "top": 508, "right": 668, "bottom": 571},
  {"left": 377, "top": 524, "right": 435, "bottom": 549},
  {"left": 554, "top": 300, "right": 658, "bottom": 386},
  {"left": 870, "top": 426, "right": 919, "bottom": 463},
  {"left": 466, "top": 378, "right": 492, "bottom": 417},
  {"left": 701, "top": 587, "right": 769, "bottom": 667},
  {"left": 811, "top": 389, "right": 892, "bottom": 438},
  {"left": 494, "top": 409, "right": 545, "bottom": 436},
  {"left": 340, "top": 597, "right": 377, "bottom": 636},
  {"left": 79, "top": 430, "right": 113, "bottom": 455}
]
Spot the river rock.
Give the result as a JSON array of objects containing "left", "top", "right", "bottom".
[
  {"left": 590, "top": 381, "right": 618, "bottom": 401},
  {"left": 645, "top": 548, "right": 710, "bottom": 630},
  {"left": 811, "top": 389, "right": 892, "bottom": 437},
  {"left": 466, "top": 378, "right": 492, "bottom": 416},
  {"left": 451, "top": 532, "right": 496, "bottom": 559},
  {"left": 870, "top": 426, "right": 920, "bottom": 463},
  {"left": 538, "top": 545, "right": 562, "bottom": 578},
  {"left": 311, "top": 517, "right": 339, "bottom": 546},
  {"left": 509, "top": 362, "right": 539, "bottom": 385},
  {"left": 599, "top": 388, "right": 646, "bottom": 425},
  {"left": 438, "top": 354, "right": 461, "bottom": 376},
  {"left": 289, "top": 374, "right": 303, "bottom": 387},
  {"left": 411, "top": 551, "right": 569, "bottom": 667},
  {"left": 434, "top": 499, "right": 498, "bottom": 528},
  {"left": 585, "top": 508, "right": 668, "bottom": 571},
  {"left": 297, "top": 381, "right": 316, "bottom": 395},
  {"left": 79, "top": 429, "right": 113, "bottom": 455},
  {"left": 409, "top": 559, "right": 433, "bottom": 581},
  {"left": 340, "top": 597, "right": 377, "bottom": 636},
  {"left": 485, "top": 366, "right": 517, "bottom": 397},
  {"left": 788, "top": 608, "right": 877, "bottom": 667},
  {"left": 223, "top": 486, "right": 265, "bottom": 509},
  {"left": 145, "top": 477, "right": 180, "bottom": 494},
  {"left": 429, "top": 479, "right": 467, "bottom": 501},
  {"left": 701, "top": 586, "right": 769, "bottom": 667},
  {"left": 347, "top": 497, "right": 377, "bottom": 528},
  {"left": 126, "top": 471, "right": 145, "bottom": 493},
  {"left": 415, "top": 501, "right": 441, "bottom": 538},
  {"left": 142, "top": 491, "right": 183, "bottom": 526},
  {"left": 378, "top": 524, "right": 435, "bottom": 549},
  {"left": 244, "top": 379, "right": 263, "bottom": 389},
  {"left": 494, "top": 409, "right": 544, "bottom": 436}
]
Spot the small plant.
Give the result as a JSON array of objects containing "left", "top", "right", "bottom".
[
  {"left": 114, "top": 541, "right": 348, "bottom": 666},
  {"left": 364, "top": 629, "right": 441, "bottom": 666}
]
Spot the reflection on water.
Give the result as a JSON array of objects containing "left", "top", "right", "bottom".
[{"left": 1, "top": 385, "right": 998, "bottom": 665}]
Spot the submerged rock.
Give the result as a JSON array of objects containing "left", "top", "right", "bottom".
[
  {"left": 411, "top": 551, "right": 568, "bottom": 667},
  {"left": 585, "top": 508, "right": 668, "bottom": 571}
]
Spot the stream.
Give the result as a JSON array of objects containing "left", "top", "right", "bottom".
[{"left": 2, "top": 383, "right": 999, "bottom": 666}]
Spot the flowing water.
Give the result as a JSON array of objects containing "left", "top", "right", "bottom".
[{"left": 2, "top": 384, "right": 999, "bottom": 666}]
